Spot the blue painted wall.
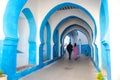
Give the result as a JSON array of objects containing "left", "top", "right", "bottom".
[
  {"left": 81, "top": 44, "right": 91, "bottom": 56},
  {"left": 2, "top": 0, "right": 28, "bottom": 80},
  {"left": 22, "top": 8, "right": 37, "bottom": 64},
  {"left": 40, "top": 22, "right": 51, "bottom": 61},
  {"left": 0, "top": 40, "right": 3, "bottom": 69},
  {"left": 100, "top": 0, "right": 111, "bottom": 80}
]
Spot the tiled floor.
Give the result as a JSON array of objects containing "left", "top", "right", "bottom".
[{"left": 20, "top": 54, "right": 97, "bottom": 80}]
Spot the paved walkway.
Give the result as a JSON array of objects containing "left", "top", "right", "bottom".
[{"left": 20, "top": 54, "right": 97, "bottom": 80}]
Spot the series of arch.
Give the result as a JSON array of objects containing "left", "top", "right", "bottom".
[{"left": 0, "top": 0, "right": 111, "bottom": 80}]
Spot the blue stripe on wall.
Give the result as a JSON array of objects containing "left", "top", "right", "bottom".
[{"left": 0, "top": 40, "right": 3, "bottom": 69}]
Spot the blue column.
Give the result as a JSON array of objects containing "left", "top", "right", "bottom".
[
  {"left": 0, "top": 40, "right": 3, "bottom": 69},
  {"left": 29, "top": 41, "right": 36, "bottom": 64},
  {"left": 39, "top": 43, "right": 44, "bottom": 65},
  {"left": 47, "top": 42, "right": 51, "bottom": 59},
  {"left": 1, "top": 37, "right": 18, "bottom": 80}
]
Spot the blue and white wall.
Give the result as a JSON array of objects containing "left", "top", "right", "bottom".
[
  {"left": 17, "top": 13, "right": 29, "bottom": 67},
  {"left": 0, "top": 0, "right": 115, "bottom": 80}
]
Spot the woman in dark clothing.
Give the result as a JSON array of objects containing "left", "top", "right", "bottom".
[{"left": 66, "top": 42, "right": 73, "bottom": 60}]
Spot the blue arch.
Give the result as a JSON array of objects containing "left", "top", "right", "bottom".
[
  {"left": 40, "top": 2, "right": 97, "bottom": 59},
  {"left": 60, "top": 24, "right": 91, "bottom": 56},
  {"left": 3, "top": 0, "right": 27, "bottom": 39},
  {"left": 53, "top": 16, "right": 93, "bottom": 43},
  {"left": 100, "top": 0, "right": 111, "bottom": 80},
  {"left": 22, "top": 8, "right": 37, "bottom": 64},
  {"left": 22, "top": 8, "right": 36, "bottom": 42},
  {"left": 39, "top": 21, "right": 51, "bottom": 63},
  {"left": 44, "top": 22, "right": 51, "bottom": 60},
  {"left": 100, "top": 1, "right": 109, "bottom": 40},
  {"left": 60, "top": 24, "right": 91, "bottom": 44},
  {"left": 40, "top": 2, "right": 97, "bottom": 42},
  {"left": 2, "top": 0, "right": 28, "bottom": 80},
  {"left": 52, "top": 16, "right": 93, "bottom": 58}
]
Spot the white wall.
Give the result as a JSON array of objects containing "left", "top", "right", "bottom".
[
  {"left": 17, "top": 13, "right": 29, "bottom": 67},
  {"left": 108, "top": 0, "right": 120, "bottom": 80},
  {"left": 78, "top": 31, "right": 88, "bottom": 44},
  {"left": 0, "top": 0, "right": 8, "bottom": 40}
]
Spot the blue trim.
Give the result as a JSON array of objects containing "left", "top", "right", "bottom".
[
  {"left": 39, "top": 43, "right": 44, "bottom": 65},
  {"left": 29, "top": 41, "right": 36, "bottom": 64},
  {"left": 22, "top": 8, "right": 37, "bottom": 65},
  {"left": 40, "top": 21, "right": 51, "bottom": 61},
  {"left": 46, "top": 22, "right": 51, "bottom": 59},
  {"left": 2, "top": 0, "right": 28, "bottom": 80},
  {"left": 91, "top": 58, "right": 101, "bottom": 72},
  {"left": 101, "top": 41, "right": 111, "bottom": 80},
  {"left": 94, "top": 44, "right": 99, "bottom": 66},
  {"left": 100, "top": 0, "right": 111, "bottom": 80},
  {"left": 22, "top": 8, "right": 37, "bottom": 42},
  {"left": 0, "top": 40, "right": 3, "bottom": 69},
  {"left": 3, "top": 0, "right": 28, "bottom": 39},
  {"left": 53, "top": 30, "right": 59, "bottom": 58}
]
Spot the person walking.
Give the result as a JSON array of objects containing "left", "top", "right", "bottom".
[
  {"left": 66, "top": 42, "right": 73, "bottom": 60},
  {"left": 73, "top": 43, "right": 79, "bottom": 60}
]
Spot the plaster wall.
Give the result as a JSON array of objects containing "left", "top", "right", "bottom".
[
  {"left": 17, "top": 13, "right": 29, "bottom": 67},
  {"left": 0, "top": 0, "right": 8, "bottom": 39},
  {"left": 108, "top": 0, "right": 120, "bottom": 80}
]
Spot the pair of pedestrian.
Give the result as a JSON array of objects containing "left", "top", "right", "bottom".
[{"left": 66, "top": 42, "right": 79, "bottom": 60}]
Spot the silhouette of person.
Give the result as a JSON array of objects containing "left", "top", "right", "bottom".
[{"left": 66, "top": 42, "right": 73, "bottom": 60}]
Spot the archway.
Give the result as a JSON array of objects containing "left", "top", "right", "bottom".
[
  {"left": 60, "top": 24, "right": 91, "bottom": 57},
  {"left": 53, "top": 16, "right": 93, "bottom": 58},
  {"left": 40, "top": 2, "right": 97, "bottom": 61},
  {"left": 2, "top": 0, "right": 28, "bottom": 79},
  {"left": 17, "top": 8, "right": 37, "bottom": 71}
]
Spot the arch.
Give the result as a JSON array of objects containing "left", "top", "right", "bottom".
[
  {"left": 40, "top": 2, "right": 97, "bottom": 42},
  {"left": 40, "top": 2, "right": 97, "bottom": 59},
  {"left": 22, "top": 8, "right": 36, "bottom": 42},
  {"left": 2, "top": 0, "right": 28, "bottom": 80},
  {"left": 39, "top": 22, "right": 51, "bottom": 63},
  {"left": 53, "top": 16, "right": 93, "bottom": 43},
  {"left": 60, "top": 24, "right": 91, "bottom": 44},
  {"left": 53, "top": 16, "right": 93, "bottom": 58},
  {"left": 22, "top": 8, "right": 37, "bottom": 64},
  {"left": 3, "top": 0, "right": 27, "bottom": 39},
  {"left": 60, "top": 24, "right": 91, "bottom": 56}
]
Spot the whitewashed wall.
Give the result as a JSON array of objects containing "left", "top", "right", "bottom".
[
  {"left": 0, "top": 0, "right": 8, "bottom": 40},
  {"left": 17, "top": 13, "right": 29, "bottom": 67},
  {"left": 108, "top": 0, "right": 120, "bottom": 80}
]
